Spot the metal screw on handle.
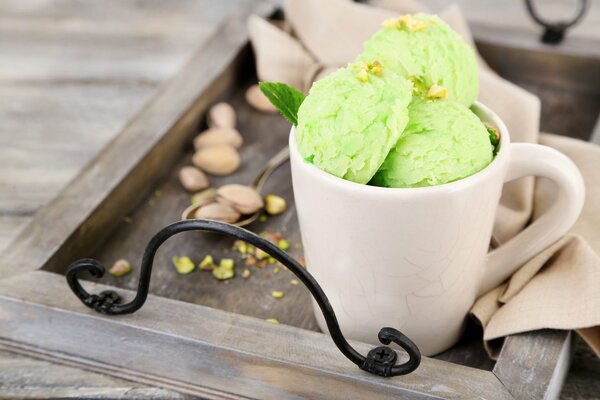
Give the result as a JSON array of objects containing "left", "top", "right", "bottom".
[
  {"left": 66, "top": 219, "right": 421, "bottom": 377},
  {"left": 524, "top": 0, "right": 589, "bottom": 44}
]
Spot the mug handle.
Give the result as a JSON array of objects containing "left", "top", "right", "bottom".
[{"left": 479, "top": 143, "right": 585, "bottom": 296}]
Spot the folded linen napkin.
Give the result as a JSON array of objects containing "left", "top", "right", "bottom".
[{"left": 248, "top": 0, "right": 600, "bottom": 358}]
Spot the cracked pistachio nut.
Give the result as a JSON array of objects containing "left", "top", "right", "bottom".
[
  {"left": 207, "top": 102, "right": 236, "bottom": 129},
  {"left": 109, "top": 259, "right": 131, "bottom": 277},
  {"left": 264, "top": 194, "right": 286, "bottom": 215},
  {"left": 179, "top": 166, "right": 209, "bottom": 192},
  {"left": 191, "top": 187, "right": 218, "bottom": 206},
  {"left": 172, "top": 256, "right": 195, "bottom": 275},
  {"left": 192, "top": 145, "right": 240, "bottom": 176},
  {"left": 193, "top": 127, "right": 243, "bottom": 150},
  {"left": 195, "top": 202, "right": 240, "bottom": 223},
  {"left": 245, "top": 84, "right": 278, "bottom": 113},
  {"left": 217, "top": 184, "right": 264, "bottom": 215}
]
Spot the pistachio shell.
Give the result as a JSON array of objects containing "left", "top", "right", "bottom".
[
  {"left": 194, "top": 202, "right": 240, "bottom": 223},
  {"left": 217, "top": 184, "right": 264, "bottom": 215},
  {"left": 191, "top": 188, "right": 217, "bottom": 206},
  {"left": 245, "top": 84, "right": 278, "bottom": 113},
  {"left": 207, "top": 102, "right": 236, "bottom": 129},
  {"left": 179, "top": 166, "right": 209, "bottom": 192},
  {"left": 192, "top": 145, "right": 240, "bottom": 176},
  {"left": 193, "top": 128, "right": 243, "bottom": 150}
]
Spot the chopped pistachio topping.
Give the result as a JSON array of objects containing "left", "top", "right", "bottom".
[
  {"left": 234, "top": 240, "right": 248, "bottom": 254},
  {"left": 271, "top": 290, "right": 284, "bottom": 299},
  {"left": 172, "top": 256, "right": 195, "bottom": 275},
  {"left": 356, "top": 60, "right": 384, "bottom": 82},
  {"left": 383, "top": 15, "right": 427, "bottom": 31},
  {"left": 357, "top": 68, "right": 369, "bottom": 82},
  {"left": 220, "top": 258, "right": 234, "bottom": 269},
  {"left": 426, "top": 84, "right": 448, "bottom": 99}
]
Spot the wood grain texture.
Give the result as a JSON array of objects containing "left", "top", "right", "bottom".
[
  {"left": 0, "top": 0, "right": 266, "bottom": 254},
  {"left": 0, "top": 350, "right": 195, "bottom": 400},
  {"left": 0, "top": 271, "right": 513, "bottom": 400},
  {"left": 0, "top": 0, "right": 276, "bottom": 275}
]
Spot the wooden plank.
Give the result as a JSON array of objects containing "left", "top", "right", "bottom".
[
  {"left": 0, "top": 350, "right": 194, "bottom": 400},
  {"left": 0, "top": 270, "right": 513, "bottom": 400},
  {"left": 0, "top": 1, "right": 276, "bottom": 277},
  {"left": 494, "top": 330, "right": 572, "bottom": 400}
]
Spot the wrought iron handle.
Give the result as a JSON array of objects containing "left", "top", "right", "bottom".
[
  {"left": 66, "top": 219, "right": 420, "bottom": 377},
  {"left": 525, "top": 0, "right": 589, "bottom": 44}
]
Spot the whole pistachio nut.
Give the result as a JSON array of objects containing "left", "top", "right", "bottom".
[
  {"left": 193, "top": 127, "right": 243, "bottom": 150},
  {"left": 191, "top": 187, "right": 218, "bottom": 206},
  {"left": 207, "top": 102, "right": 236, "bottom": 129},
  {"left": 245, "top": 84, "right": 278, "bottom": 113},
  {"left": 192, "top": 145, "right": 240, "bottom": 176},
  {"left": 217, "top": 184, "right": 264, "bottom": 215},
  {"left": 194, "top": 202, "right": 241, "bottom": 223},
  {"left": 109, "top": 259, "right": 131, "bottom": 277},
  {"left": 264, "top": 194, "right": 287, "bottom": 215},
  {"left": 179, "top": 166, "right": 209, "bottom": 192}
]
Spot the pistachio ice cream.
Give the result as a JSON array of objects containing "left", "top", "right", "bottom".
[
  {"left": 292, "top": 13, "right": 494, "bottom": 188},
  {"left": 371, "top": 99, "right": 494, "bottom": 188},
  {"left": 296, "top": 61, "right": 413, "bottom": 184},
  {"left": 357, "top": 13, "right": 479, "bottom": 107}
]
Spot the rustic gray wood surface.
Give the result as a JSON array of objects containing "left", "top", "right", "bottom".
[{"left": 1, "top": 0, "right": 599, "bottom": 399}]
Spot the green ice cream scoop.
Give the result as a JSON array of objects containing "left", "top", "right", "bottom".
[
  {"left": 296, "top": 61, "right": 413, "bottom": 184},
  {"left": 371, "top": 99, "right": 493, "bottom": 188},
  {"left": 358, "top": 13, "right": 478, "bottom": 107}
]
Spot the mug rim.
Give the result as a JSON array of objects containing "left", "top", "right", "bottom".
[{"left": 289, "top": 101, "right": 510, "bottom": 195}]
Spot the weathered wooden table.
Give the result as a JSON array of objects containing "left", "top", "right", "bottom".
[{"left": 0, "top": 0, "right": 598, "bottom": 399}]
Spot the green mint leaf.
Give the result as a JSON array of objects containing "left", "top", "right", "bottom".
[
  {"left": 487, "top": 126, "right": 500, "bottom": 156},
  {"left": 258, "top": 82, "right": 305, "bottom": 126}
]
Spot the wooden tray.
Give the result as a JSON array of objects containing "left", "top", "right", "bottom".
[{"left": 0, "top": 9, "right": 572, "bottom": 400}]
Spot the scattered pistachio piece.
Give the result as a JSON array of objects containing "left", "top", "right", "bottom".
[
  {"left": 384, "top": 15, "right": 426, "bottom": 31},
  {"left": 273, "top": 266, "right": 280, "bottom": 273},
  {"left": 207, "top": 102, "right": 236, "bottom": 129},
  {"left": 109, "top": 259, "right": 131, "bottom": 277},
  {"left": 192, "top": 145, "right": 240, "bottom": 176},
  {"left": 268, "top": 257, "right": 276, "bottom": 264},
  {"left": 172, "top": 256, "right": 195, "bottom": 275},
  {"left": 195, "top": 203, "right": 241, "bottom": 223},
  {"left": 277, "top": 239, "right": 289, "bottom": 251},
  {"left": 212, "top": 258, "right": 235, "bottom": 280},
  {"left": 246, "top": 256, "right": 257, "bottom": 266},
  {"left": 191, "top": 188, "right": 218, "bottom": 206},
  {"left": 271, "top": 290, "right": 284, "bottom": 299},
  {"left": 234, "top": 240, "right": 248, "bottom": 254},
  {"left": 264, "top": 194, "right": 286, "bottom": 215},
  {"left": 255, "top": 247, "right": 269, "bottom": 260},
  {"left": 179, "top": 166, "right": 209, "bottom": 192},
  {"left": 297, "top": 257, "right": 306, "bottom": 268},
  {"left": 290, "top": 279, "right": 299, "bottom": 286},
  {"left": 194, "top": 127, "right": 243, "bottom": 150},
  {"left": 426, "top": 84, "right": 448, "bottom": 100},
  {"left": 199, "top": 255, "right": 216, "bottom": 270},
  {"left": 242, "top": 268, "right": 251, "bottom": 278},
  {"left": 258, "top": 214, "right": 268, "bottom": 222},
  {"left": 266, "top": 318, "right": 280, "bottom": 324},
  {"left": 154, "top": 190, "right": 162, "bottom": 197},
  {"left": 217, "top": 184, "right": 264, "bottom": 215}
]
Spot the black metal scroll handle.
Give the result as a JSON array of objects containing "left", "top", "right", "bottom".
[
  {"left": 66, "top": 219, "right": 420, "bottom": 377},
  {"left": 525, "top": 0, "right": 589, "bottom": 44}
]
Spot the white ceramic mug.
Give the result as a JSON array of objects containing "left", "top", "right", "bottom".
[{"left": 289, "top": 102, "right": 585, "bottom": 356}]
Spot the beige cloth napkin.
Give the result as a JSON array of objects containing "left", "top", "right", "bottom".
[{"left": 248, "top": 0, "right": 600, "bottom": 358}]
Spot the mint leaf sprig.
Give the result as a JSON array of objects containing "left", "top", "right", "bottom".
[{"left": 258, "top": 82, "right": 305, "bottom": 126}]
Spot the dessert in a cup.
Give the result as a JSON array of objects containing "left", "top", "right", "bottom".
[{"left": 259, "top": 13, "right": 508, "bottom": 355}]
